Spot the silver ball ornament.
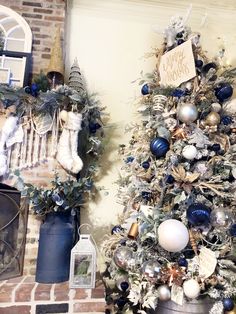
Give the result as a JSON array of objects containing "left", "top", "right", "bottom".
[
  {"left": 211, "top": 208, "right": 233, "bottom": 231},
  {"left": 182, "top": 145, "right": 198, "bottom": 160},
  {"left": 113, "top": 247, "right": 133, "bottom": 270},
  {"left": 157, "top": 285, "right": 171, "bottom": 301},
  {"left": 177, "top": 103, "right": 198, "bottom": 124},
  {"left": 142, "top": 260, "right": 162, "bottom": 282}
]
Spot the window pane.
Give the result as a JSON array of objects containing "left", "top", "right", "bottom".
[{"left": 5, "top": 38, "right": 24, "bottom": 51}]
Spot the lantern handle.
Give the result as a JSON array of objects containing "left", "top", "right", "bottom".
[{"left": 78, "top": 223, "right": 93, "bottom": 236}]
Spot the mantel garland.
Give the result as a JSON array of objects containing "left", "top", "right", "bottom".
[
  {"left": 0, "top": 65, "right": 106, "bottom": 218},
  {"left": 102, "top": 16, "right": 236, "bottom": 314}
]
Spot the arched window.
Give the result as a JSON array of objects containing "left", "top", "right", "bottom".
[{"left": 0, "top": 5, "right": 32, "bottom": 87}]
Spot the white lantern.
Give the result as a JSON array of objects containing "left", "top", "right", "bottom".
[
  {"left": 69, "top": 233, "right": 96, "bottom": 288},
  {"left": 183, "top": 279, "right": 200, "bottom": 299},
  {"left": 158, "top": 219, "right": 189, "bottom": 252}
]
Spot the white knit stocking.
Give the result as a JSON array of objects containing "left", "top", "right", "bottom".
[{"left": 56, "top": 111, "right": 83, "bottom": 174}]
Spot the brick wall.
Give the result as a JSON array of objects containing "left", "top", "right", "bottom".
[
  {"left": 0, "top": 0, "right": 67, "bottom": 276},
  {"left": 0, "top": 276, "right": 106, "bottom": 314},
  {"left": 0, "top": 0, "right": 66, "bottom": 77}
]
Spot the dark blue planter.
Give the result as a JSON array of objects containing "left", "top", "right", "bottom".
[{"left": 36, "top": 211, "right": 73, "bottom": 283}]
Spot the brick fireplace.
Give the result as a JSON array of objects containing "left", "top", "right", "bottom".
[{"left": 0, "top": 1, "right": 106, "bottom": 313}]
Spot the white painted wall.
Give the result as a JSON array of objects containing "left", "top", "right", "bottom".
[{"left": 66, "top": 0, "right": 236, "bottom": 246}]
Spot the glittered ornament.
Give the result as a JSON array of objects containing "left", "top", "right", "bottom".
[
  {"left": 141, "top": 83, "right": 150, "bottom": 95},
  {"left": 229, "top": 224, "right": 236, "bottom": 237},
  {"left": 223, "top": 298, "right": 234, "bottom": 311},
  {"left": 215, "top": 83, "right": 233, "bottom": 103},
  {"left": 150, "top": 137, "right": 170, "bottom": 158},
  {"left": 182, "top": 145, "right": 197, "bottom": 160},
  {"left": 157, "top": 285, "right": 171, "bottom": 301},
  {"left": 205, "top": 112, "right": 221, "bottom": 126},
  {"left": 113, "top": 247, "right": 133, "bottom": 269},
  {"left": 160, "top": 263, "right": 186, "bottom": 286},
  {"left": 211, "top": 209, "right": 233, "bottom": 231},
  {"left": 142, "top": 260, "right": 162, "bottom": 282},
  {"left": 177, "top": 103, "right": 198, "bottom": 124},
  {"left": 158, "top": 219, "right": 189, "bottom": 252},
  {"left": 187, "top": 203, "right": 211, "bottom": 226},
  {"left": 183, "top": 279, "right": 200, "bottom": 299}
]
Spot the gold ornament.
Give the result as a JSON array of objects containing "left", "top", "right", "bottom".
[
  {"left": 189, "top": 229, "right": 198, "bottom": 255},
  {"left": 205, "top": 112, "right": 221, "bottom": 126},
  {"left": 225, "top": 306, "right": 236, "bottom": 314},
  {"left": 128, "top": 222, "right": 139, "bottom": 239},
  {"left": 132, "top": 202, "right": 140, "bottom": 211}
]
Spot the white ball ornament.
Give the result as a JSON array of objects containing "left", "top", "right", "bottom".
[
  {"left": 177, "top": 103, "right": 198, "bottom": 124},
  {"left": 183, "top": 279, "right": 200, "bottom": 299},
  {"left": 182, "top": 145, "right": 197, "bottom": 160},
  {"left": 223, "top": 98, "right": 236, "bottom": 114},
  {"left": 158, "top": 219, "right": 189, "bottom": 253},
  {"left": 59, "top": 110, "right": 68, "bottom": 122}
]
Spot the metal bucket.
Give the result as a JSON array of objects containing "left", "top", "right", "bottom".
[
  {"left": 36, "top": 211, "right": 73, "bottom": 283},
  {"left": 149, "top": 297, "right": 216, "bottom": 314}
]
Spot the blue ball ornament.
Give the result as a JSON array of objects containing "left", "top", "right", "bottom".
[
  {"left": 24, "top": 86, "right": 31, "bottom": 94},
  {"left": 223, "top": 298, "right": 234, "bottom": 311},
  {"left": 178, "top": 257, "right": 188, "bottom": 267},
  {"left": 172, "top": 88, "right": 186, "bottom": 98},
  {"left": 211, "top": 143, "right": 221, "bottom": 152},
  {"left": 166, "top": 174, "right": 175, "bottom": 184},
  {"left": 126, "top": 156, "right": 134, "bottom": 163},
  {"left": 116, "top": 297, "right": 127, "bottom": 309},
  {"left": 215, "top": 83, "right": 233, "bottom": 103},
  {"left": 31, "top": 83, "right": 39, "bottom": 97},
  {"left": 177, "top": 39, "right": 184, "bottom": 45},
  {"left": 195, "top": 60, "right": 203, "bottom": 68},
  {"left": 141, "top": 83, "right": 150, "bottom": 95},
  {"left": 141, "top": 191, "right": 152, "bottom": 200},
  {"left": 229, "top": 224, "right": 236, "bottom": 237},
  {"left": 187, "top": 203, "right": 211, "bottom": 226},
  {"left": 201, "top": 62, "right": 217, "bottom": 75},
  {"left": 150, "top": 137, "right": 170, "bottom": 158},
  {"left": 120, "top": 281, "right": 129, "bottom": 292},
  {"left": 111, "top": 225, "right": 123, "bottom": 235},
  {"left": 141, "top": 161, "right": 150, "bottom": 169},
  {"left": 221, "top": 116, "right": 233, "bottom": 125}
]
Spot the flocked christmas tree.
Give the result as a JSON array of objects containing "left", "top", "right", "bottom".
[{"left": 102, "top": 16, "right": 236, "bottom": 314}]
